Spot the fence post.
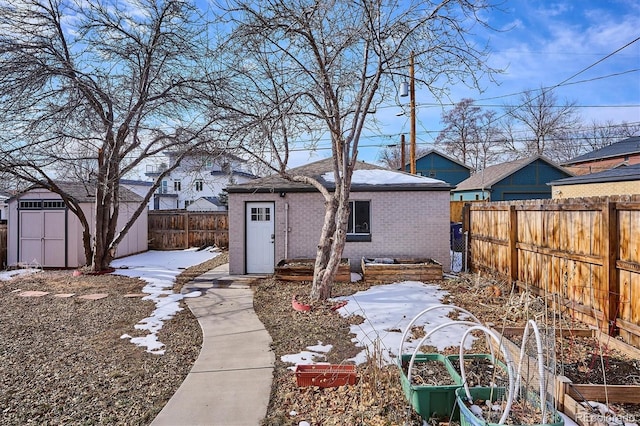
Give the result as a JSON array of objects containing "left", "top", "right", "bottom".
[
  {"left": 508, "top": 205, "right": 518, "bottom": 285},
  {"left": 184, "top": 211, "right": 190, "bottom": 249},
  {"left": 603, "top": 200, "right": 620, "bottom": 336},
  {"left": 462, "top": 203, "right": 471, "bottom": 271}
]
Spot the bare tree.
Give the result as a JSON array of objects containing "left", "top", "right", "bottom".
[
  {"left": 435, "top": 98, "right": 501, "bottom": 170},
  {"left": 474, "top": 109, "right": 503, "bottom": 170},
  {"left": 0, "top": 0, "right": 223, "bottom": 271},
  {"left": 378, "top": 141, "right": 430, "bottom": 170},
  {"left": 578, "top": 119, "right": 640, "bottom": 151},
  {"left": 503, "top": 88, "right": 580, "bottom": 161},
  {"left": 435, "top": 99, "right": 479, "bottom": 166},
  {"left": 222, "top": 0, "right": 502, "bottom": 301}
]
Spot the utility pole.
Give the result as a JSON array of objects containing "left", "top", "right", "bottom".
[
  {"left": 409, "top": 51, "right": 416, "bottom": 174},
  {"left": 400, "top": 134, "right": 406, "bottom": 171},
  {"left": 400, "top": 51, "right": 416, "bottom": 174}
]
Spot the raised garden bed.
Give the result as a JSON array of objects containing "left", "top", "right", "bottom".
[
  {"left": 399, "top": 353, "right": 459, "bottom": 421},
  {"left": 295, "top": 364, "right": 357, "bottom": 387},
  {"left": 492, "top": 326, "right": 640, "bottom": 425},
  {"left": 275, "top": 258, "right": 351, "bottom": 282},
  {"left": 456, "top": 387, "right": 565, "bottom": 426},
  {"left": 446, "top": 354, "right": 510, "bottom": 389},
  {"left": 361, "top": 257, "right": 442, "bottom": 283}
]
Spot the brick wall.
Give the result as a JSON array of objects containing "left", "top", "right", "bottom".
[
  {"left": 228, "top": 190, "right": 451, "bottom": 274},
  {"left": 567, "top": 154, "right": 640, "bottom": 175}
]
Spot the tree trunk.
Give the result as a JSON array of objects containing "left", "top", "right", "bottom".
[
  {"left": 310, "top": 196, "right": 338, "bottom": 301},
  {"left": 310, "top": 174, "right": 352, "bottom": 302}
]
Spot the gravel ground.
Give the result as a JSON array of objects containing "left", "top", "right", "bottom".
[{"left": 0, "top": 253, "right": 227, "bottom": 426}]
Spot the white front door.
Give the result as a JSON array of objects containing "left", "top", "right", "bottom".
[{"left": 246, "top": 202, "right": 275, "bottom": 274}]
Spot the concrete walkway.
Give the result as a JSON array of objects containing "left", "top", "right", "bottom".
[{"left": 151, "top": 264, "right": 273, "bottom": 426}]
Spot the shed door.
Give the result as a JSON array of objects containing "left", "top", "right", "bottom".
[
  {"left": 19, "top": 210, "right": 66, "bottom": 267},
  {"left": 245, "top": 202, "right": 274, "bottom": 274}
]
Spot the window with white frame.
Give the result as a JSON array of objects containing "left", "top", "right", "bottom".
[
  {"left": 174, "top": 180, "right": 181, "bottom": 191},
  {"left": 195, "top": 180, "right": 204, "bottom": 191},
  {"left": 346, "top": 200, "right": 370, "bottom": 242}
]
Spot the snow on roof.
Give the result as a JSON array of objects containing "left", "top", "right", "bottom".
[{"left": 322, "top": 169, "right": 446, "bottom": 185}]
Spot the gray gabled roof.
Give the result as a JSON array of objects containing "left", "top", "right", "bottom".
[
  {"left": 563, "top": 136, "right": 640, "bottom": 165},
  {"left": 120, "top": 179, "right": 153, "bottom": 187},
  {"left": 11, "top": 181, "right": 143, "bottom": 203},
  {"left": 549, "top": 163, "right": 640, "bottom": 186},
  {"left": 454, "top": 156, "right": 565, "bottom": 191},
  {"left": 227, "top": 157, "right": 451, "bottom": 193},
  {"left": 201, "top": 196, "right": 224, "bottom": 206}
]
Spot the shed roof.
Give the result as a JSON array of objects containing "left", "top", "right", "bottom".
[
  {"left": 454, "top": 156, "right": 566, "bottom": 191},
  {"left": 548, "top": 163, "right": 640, "bottom": 186},
  {"left": 11, "top": 181, "right": 143, "bottom": 203},
  {"left": 227, "top": 158, "right": 450, "bottom": 193},
  {"left": 563, "top": 136, "right": 640, "bottom": 165}
]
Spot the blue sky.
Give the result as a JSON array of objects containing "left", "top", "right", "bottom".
[{"left": 289, "top": 0, "right": 640, "bottom": 167}]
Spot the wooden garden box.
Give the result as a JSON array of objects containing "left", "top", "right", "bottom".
[
  {"left": 275, "top": 258, "right": 351, "bottom": 282},
  {"left": 361, "top": 257, "right": 443, "bottom": 283},
  {"left": 491, "top": 327, "right": 640, "bottom": 425}
]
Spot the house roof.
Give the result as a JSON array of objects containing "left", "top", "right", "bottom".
[
  {"left": 11, "top": 181, "right": 143, "bottom": 203},
  {"left": 211, "top": 170, "right": 258, "bottom": 179},
  {"left": 562, "top": 136, "right": 640, "bottom": 165},
  {"left": 453, "top": 156, "right": 566, "bottom": 191},
  {"left": 548, "top": 163, "right": 640, "bottom": 186},
  {"left": 164, "top": 148, "right": 246, "bottom": 163},
  {"left": 198, "top": 196, "right": 224, "bottom": 206},
  {"left": 414, "top": 149, "right": 473, "bottom": 170},
  {"left": 120, "top": 179, "right": 153, "bottom": 187},
  {"left": 227, "top": 157, "right": 451, "bottom": 193}
]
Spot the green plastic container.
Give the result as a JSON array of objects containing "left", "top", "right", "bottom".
[
  {"left": 455, "top": 387, "right": 564, "bottom": 426},
  {"left": 446, "top": 354, "right": 510, "bottom": 388},
  {"left": 399, "top": 353, "right": 460, "bottom": 420}
]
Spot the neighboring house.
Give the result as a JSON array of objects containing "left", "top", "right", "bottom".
[
  {"left": 226, "top": 158, "right": 452, "bottom": 275},
  {"left": 562, "top": 136, "right": 640, "bottom": 175},
  {"left": 548, "top": 163, "right": 640, "bottom": 199},
  {"left": 402, "top": 149, "right": 472, "bottom": 186},
  {"left": 451, "top": 156, "right": 573, "bottom": 201},
  {"left": 145, "top": 150, "right": 258, "bottom": 210},
  {"left": 7, "top": 182, "right": 147, "bottom": 268},
  {"left": 120, "top": 179, "right": 154, "bottom": 210},
  {"left": 186, "top": 196, "right": 227, "bottom": 212}
]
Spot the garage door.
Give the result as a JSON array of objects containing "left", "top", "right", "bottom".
[{"left": 19, "top": 203, "right": 66, "bottom": 267}]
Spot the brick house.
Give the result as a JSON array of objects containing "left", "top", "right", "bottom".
[
  {"left": 226, "top": 158, "right": 451, "bottom": 275},
  {"left": 561, "top": 136, "right": 640, "bottom": 175},
  {"left": 548, "top": 163, "right": 640, "bottom": 198}
]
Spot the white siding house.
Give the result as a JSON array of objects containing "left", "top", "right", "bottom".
[{"left": 145, "top": 150, "right": 257, "bottom": 210}]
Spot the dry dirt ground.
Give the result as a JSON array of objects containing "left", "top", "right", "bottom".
[
  {"left": 254, "top": 272, "right": 640, "bottom": 425},
  {"left": 2, "top": 254, "right": 639, "bottom": 425},
  {"left": 0, "top": 253, "right": 227, "bottom": 426}
]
